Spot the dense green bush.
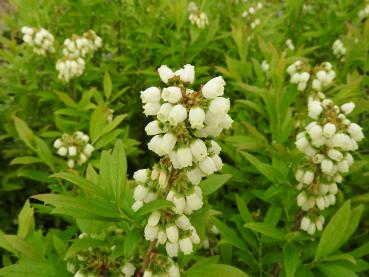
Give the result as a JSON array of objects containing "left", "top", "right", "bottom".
[{"left": 1, "top": 0, "right": 369, "bottom": 276}]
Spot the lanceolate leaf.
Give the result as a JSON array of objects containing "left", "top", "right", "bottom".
[
  {"left": 315, "top": 200, "right": 351, "bottom": 259},
  {"left": 244, "top": 222, "right": 285, "bottom": 240},
  {"left": 199, "top": 174, "right": 231, "bottom": 196},
  {"left": 133, "top": 200, "right": 173, "bottom": 218},
  {"left": 185, "top": 264, "right": 249, "bottom": 277}
]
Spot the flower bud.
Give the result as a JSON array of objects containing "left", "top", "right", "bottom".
[
  {"left": 157, "top": 228, "right": 167, "bottom": 244},
  {"left": 327, "top": 149, "right": 343, "bottom": 161},
  {"left": 166, "top": 224, "right": 179, "bottom": 243},
  {"left": 208, "top": 97, "right": 230, "bottom": 115},
  {"left": 323, "top": 123, "right": 336, "bottom": 138},
  {"left": 53, "top": 138, "right": 62, "bottom": 148},
  {"left": 148, "top": 135, "right": 165, "bottom": 156},
  {"left": 144, "top": 191, "right": 157, "bottom": 203},
  {"left": 57, "top": 146, "right": 68, "bottom": 156},
  {"left": 161, "top": 133, "right": 177, "bottom": 154},
  {"left": 168, "top": 263, "right": 180, "bottom": 277},
  {"left": 321, "top": 159, "right": 334, "bottom": 175},
  {"left": 347, "top": 123, "right": 364, "bottom": 141},
  {"left": 175, "top": 214, "right": 192, "bottom": 230},
  {"left": 143, "top": 270, "right": 153, "bottom": 277},
  {"left": 84, "top": 144, "right": 94, "bottom": 156},
  {"left": 300, "top": 216, "right": 311, "bottom": 231},
  {"left": 211, "top": 155, "right": 223, "bottom": 171},
  {"left": 67, "top": 159, "right": 75, "bottom": 168},
  {"left": 158, "top": 170, "right": 168, "bottom": 189},
  {"left": 133, "top": 169, "right": 149, "bottom": 183},
  {"left": 186, "top": 191, "right": 203, "bottom": 211},
  {"left": 176, "top": 64, "right": 195, "bottom": 84},
  {"left": 157, "top": 103, "right": 173, "bottom": 122},
  {"left": 143, "top": 102, "right": 161, "bottom": 116},
  {"left": 121, "top": 262, "right": 136, "bottom": 277},
  {"left": 144, "top": 225, "right": 158, "bottom": 241},
  {"left": 201, "top": 76, "right": 225, "bottom": 99},
  {"left": 307, "top": 222, "right": 316, "bottom": 235},
  {"left": 303, "top": 170, "right": 314, "bottom": 184},
  {"left": 209, "top": 140, "right": 221, "bottom": 155},
  {"left": 187, "top": 167, "right": 203, "bottom": 185},
  {"left": 172, "top": 194, "right": 186, "bottom": 214},
  {"left": 190, "top": 228, "right": 200, "bottom": 244}
]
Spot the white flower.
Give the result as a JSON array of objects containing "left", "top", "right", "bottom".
[
  {"left": 148, "top": 135, "right": 165, "bottom": 156},
  {"left": 347, "top": 123, "right": 364, "bottom": 141},
  {"left": 143, "top": 270, "right": 153, "bottom": 277},
  {"left": 144, "top": 225, "right": 159, "bottom": 241},
  {"left": 166, "top": 224, "right": 179, "bottom": 243},
  {"left": 144, "top": 191, "right": 158, "bottom": 203},
  {"left": 303, "top": 171, "right": 314, "bottom": 184},
  {"left": 199, "top": 157, "right": 217, "bottom": 175},
  {"left": 295, "top": 136, "right": 309, "bottom": 152},
  {"left": 186, "top": 191, "right": 203, "bottom": 211},
  {"left": 67, "top": 159, "right": 75, "bottom": 168},
  {"left": 321, "top": 159, "right": 334, "bottom": 175},
  {"left": 187, "top": 167, "right": 203, "bottom": 185},
  {"left": 190, "top": 139, "right": 208, "bottom": 161},
  {"left": 145, "top": 120, "right": 163, "bottom": 136},
  {"left": 201, "top": 76, "right": 225, "bottom": 99},
  {"left": 327, "top": 149, "right": 343, "bottom": 161},
  {"left": 143, "top": 102, "right": 161, "bottom": 116},
  {"left": 57, "top": 147, "right": 68, "bottom": 156},
  {"left": 172, "top": 194, "right": 186, "bottom": 214},
  {"left": 176, "top": 64, "right": 195, "bottom": 84},
  {"left": 308, "top": 101, "right": 323, "bottom": 119},
  {"left": 161, "top": 133, "right": 177, "bottom": 154},
  {"left": 157, "top": 103, "right": 173, "bottom": 122},
  {"left": 175, "top": 214, "right": 192, "bottom": 230},
  {"left": 79, "top": 153, "right": 87, "bottom": 164},
  {"left": 189, "top": 107, "right": 206, "bottom": 129},
  {"left": 133, "top": 169, "right": 149, "bottom": 183},
  {"left": 134, "top": 185, "right": 148, "bottom": 201},
  {"left": 53, "top": 138, "right": 62, "bottom": 148},
  {"left": 68, "top": 146, "right": 77, "bottom": 156},
  {"left": 300, "top": 216, "right": 311, "bottom": 230},
  {"left": 121, "top": 262, "right": 136, "bottom": 277},
  {"left": 84, "top": 144, "right": 94, "bottom": 156},
  {"left": 157, "top": 229, "right": 167, "bottom": 244},
  {"left": 209, "top": 140, "right": 221, "bottom": 155},
  {"left": 166, "top": 242, "right": 179, "bottom": 257},
  {"left": 132, "top": 200, "right": 143, "bottom": 212},
  {"left": 307, "top": 222, "right": 316, "bottom": 235},
  {"left": 169, "top": 151, "right": 181, "bottom": 169},
  {"left": 312, "top": 79, "right": 321, "bottom": 91},
  {"left": 307, "top": 125, "right": 323, "bottom": 140},
  {"left": 323, "top": 123, "right": 336, "bottom": 138},
  {"left": 168, "top": 104, "right": 187, "bottom": 125},
  {"left": 177, "top": 147, "right": 193, "bottom": 168},
  {"left": 179, "top": 237, "right": 193, "bottom": 255},
  {"left": 212, "top": 155, "right": 223, "bottom": 171},
  {"left": 168, "top": 263, "right": 180, "bottom": 277},
  {"left": 189, "top": 228, "right": 200, "bottom": 243},
  {"left": 208, "top": 97, "right": 230, "bottom": 115},
  {"left": 159, "top": 170, "right": 168, "bottom": 189},
  {"left": 341, "top": 102, "right": 355, "bottom": 114},
  {"left": 162, "top": 86, "right": 182, "bottom": 103},
  {"left": 148, "top": 211, "right": 161, "bottom": 226},
  {"left": 158, "top": 65, "right": 175, "bottom": 83}
]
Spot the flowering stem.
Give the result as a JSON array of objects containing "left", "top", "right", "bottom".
[{"left": 137, "top": 167, "right": 176, "bottom": 276}]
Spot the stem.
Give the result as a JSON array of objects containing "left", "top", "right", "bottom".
[{"left": 136, "top": 167, "right": 177, "bottom": 276}]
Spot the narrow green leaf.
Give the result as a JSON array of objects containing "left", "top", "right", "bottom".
[
  {"left": 134, "top": 200, "right": 173, "bottom": 218},
  {"left": 315, "top": 200, "right": 351, "bottom": 259},
  {"left": 185, "top": 264, "right": 249, "bottom": 277},
  {"left": 241, "top": 152, "right": 281, "bottom": 183},
  {"left": 65, "top": 238, "right": 106, "bottom": 259},
  {"left": 12, "top": 114, "right": 35, "bottom": 150},
  {"left": 244, "top": 222, "right": 285, "bottom": 240},
  {"left": 212, "top": 217, "right": 247, "bottom": 251},
  {"left": 0, "top": 262, "right": 69, "bottom": 277},
  {"left": 199, "top": 174, "right": 231, "bottom": 196},
  {"left": 124, "top": 229, "right": 142, "bottom": 258},
  {"left": 104, "top": 70, "right": 112, "bottom": 99},
  {"left": 10, "top": 156, "right": 43, "bottom": 165},
  {"left": 317, "top": 263, "right": 358, "bottom": 277},
  {"left": 3, "top": 235, "right": 44, "bottom": 261},
  {"left": 284, "top": 244, "right": 300, "bottom": 277},
  {"left": 17, "top": 200, "right": 34, "bottom": 239}
]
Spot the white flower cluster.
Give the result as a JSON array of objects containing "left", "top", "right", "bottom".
[
  {"left": 241, "top": 2, "right": 263, "bottom": 29},
  {"left": 21, "top": 26, "right": 55, "bottom": 55},
  {"left": 188, "top": 2, "right": 209, "bottom": 29},
  {"left": 287, "top": 61, "right": 335, "bottom": 92},
  {"left": 62, "top": 30, "right": 102, "bottom": 58},
  {"left": 295, "top": 93, "right": 364, "bottom": 235},
  {"left": 359, "top": 2, "right": 369, "bottom": 20},
  {"left": 332, "top": 39, "right": 346, "bottom": 62},
  {"left": 144, "top": 211, "right": 200, "bottom": 257},
  {"left": 53, "top": 131, "right": 94, "bottom": 168},
  {"left": 56, "top": 57, "right": 85, "bottom": 82},
  {"left": 132, "top": 64, "right": 231, "bottom": 266},
  {"left": 56, "top": 30, "right": 102, "bottom": 82}
]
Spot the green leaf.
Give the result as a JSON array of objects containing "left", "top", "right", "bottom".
[
  {"left": 244, "top": 222, "right": 285, "bottom": 240},
  {"left": 52, "top": 235, "right": 67, "bottom": 256},
  {"left": 235, "top": 195, "right": 253, "bottom": 223},
  {"left": 351, "top": 241, "right": 369, "bottom": 258},
  {"left": 17, "top": 200, "right": 34, "bottom": 239},
  {"left": 315, "top": 200, "right": 351, "bottom": 259},
  {"left": 212, "top": 217, "right": 247, "bottom": 251},
  {"left": 65, "top": 238, "right": 106, "bottom": 259},
  {"left": 104, "top": 70, "right": 112, "bottom": 99},
  {"left": 54, "top": 90, "right": 78, "bottom": 108},
  {"left": 2, "top": 235, "right": 44, "bottom": 261},
  {"left": 241, "top": 152, "right": 282, "bottom": 183},
  {"left": 108, "top": 140, "right": 127, "bottom": 203},
  {"left": 12, "top": 114, "right": 35, "bottom": 150},
  {"left": 134, "top": 200, "right": 173, "bottom": 218},
  {"left": 124, "top": 229, "right": 142, "bottom": 258},
  {"left": 337, "top": 204, "right": 364, "bottom": 248},
  {"left": 284, "top": 244, "right": 300, "bottom": 277},
  {"left": 320, "top": 254, "right": 356, "bottom": 265},
  {"left": 0, "top": 261, "right": 69, "bottom": 277},
  {"left": 185, "top": 264, "right": 249, "bottom": 277},
  {"left": 317, "top": 263, "right": 358, "bottom": 277},
  {"left": 10, "top": 157, "right": 43, "bottom": 165},
  {"left": 32, "top": 194, "right": 122, "bottom": 222},
  {"left": 199, "top": 174, "right": 231, "bottom": 196},
  {"left": 50, "top": 172, "right": 106, "bottom": 197}
]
